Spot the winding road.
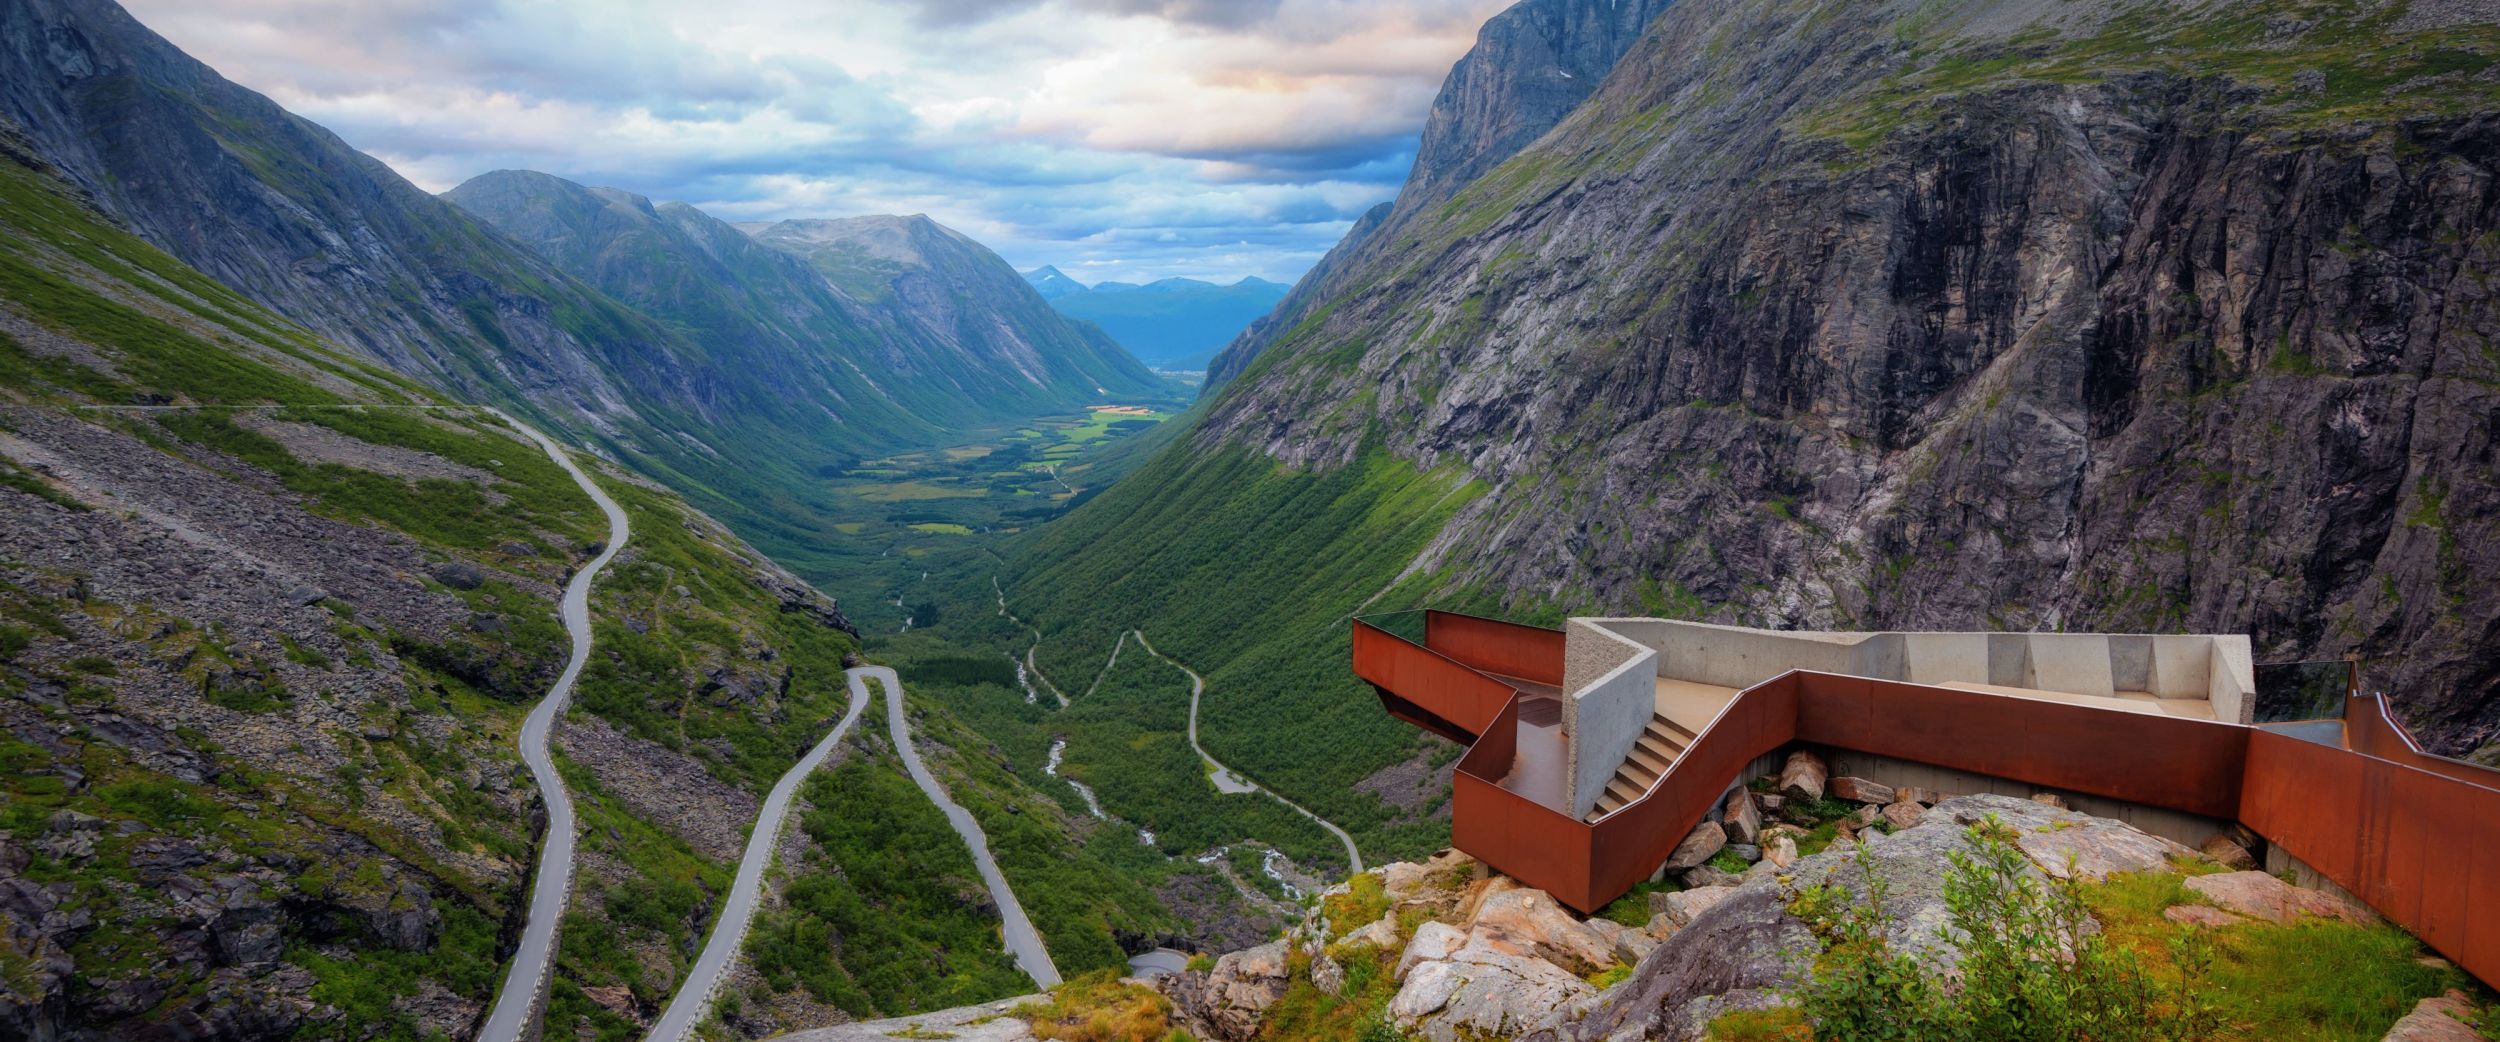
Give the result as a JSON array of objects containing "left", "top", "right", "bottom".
[
  {"left": 642, "top": 680, "right": 874, "bottom": 1042},
  {"left": 863, "top": 666, "right": 1063, "bottom": 989},
  {"left": 1126, "top": 631, "right": 1364, "bottom": 875},
  {"left": 480, "top": 412, "right": 630, "bottom": 1042}
]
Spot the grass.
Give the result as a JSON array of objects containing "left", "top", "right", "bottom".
[
  {"left": 1597, "top": 879, "right": 1679, "bottom": 928},
  {"left": 2078, "top": 871, "right": 2475, "bottom": 1042},
  {"left": 1017, "top": 971, "right": 1177, "bottom": 1042},
  {"left": 1322, "top": 874, "right": 1392, "bottom": 935}
]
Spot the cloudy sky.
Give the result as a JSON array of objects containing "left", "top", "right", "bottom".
[{"left": 122, "top": 0, "right": 1512, "bottom": 285}]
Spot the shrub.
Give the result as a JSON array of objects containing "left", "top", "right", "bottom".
[
  {"left": 1322, "top": 874, "right": 1392, "bottom": 936},
  {"left": 1791, "top": 819, "right": 2221, "bottom": 1042}
]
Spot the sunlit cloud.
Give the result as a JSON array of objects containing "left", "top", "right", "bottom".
[{"left": 119, "top": 0, "right": 1512, "bottom": 283}]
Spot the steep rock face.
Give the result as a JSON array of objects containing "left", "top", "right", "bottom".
[
  {"left": 1404, "top": 0, "right": 1684, "bottom": 209},
  {"left": 1176, "top": 0, "right": 2500, "bottom": 753},
  {"left": 750, "top": 215, "right": 1161, "bottom": 401},
  {"left": 1211, "top": 0, "right": 1679, "bottom": 384}
]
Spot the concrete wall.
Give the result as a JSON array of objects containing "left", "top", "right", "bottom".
[
  {"left": 1581, "top": 618, "right": 1874, "bottom": 689},
  {"left": 2207, "top": 636, "right": 2255, "bottom": 724},
  {"left": 1563, "top": 620, "right": 1657, "bottom": 819},
  {"left": 1579, "top": 618, "right": 2250, "bottom": 708}
]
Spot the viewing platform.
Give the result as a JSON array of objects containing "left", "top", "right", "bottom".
[{"left": 1350, "top": 609, "right": 2500, "bottom": 989}]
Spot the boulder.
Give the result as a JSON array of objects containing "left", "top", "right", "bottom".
[
  {"left": 2030, "top": 793, "right": 2069, "bottom": 810},
  {"left": 1171, "top": 940, "right": 1291, "bottom": 1042},
  {"left": 2199, "top": 835, "right": 2257, "bottom": 870},
  {"left": 1679, "top": 865, "right": 1743, "bottom": 889},
  {"left": 1777, "top": 751, "right": 1828, "bottom": 802},
  {"left": 1396, "top": 921, "right": 1468, "bottom": 981},
  {"left": 2184, "top": 872, "right": 2379, "bottom": 926},
  {"left": 1584, "top": 917, "right": 1658, "bottom": 965},
  {"left": 1311, "top": 951, "right": 1346, "bottom": 996},
  {"left": 1342, "top": 910, "right": 1402, "bottom": 951},
  {"left": 1725, "top": 843, "right": 1761, "bottom": 863},
  {"left": 1880, "top": 801, "right": 1924, "bottom": 830},
  {"left": 2013, "top": 822, "right": 2197, "bottom": 882},
  {"left": 1643, "top": 913, "right": 1679, "bottom": 941},
  {"left": 2381, "top": 990, "right": 2482, "bottom": 1042},
  {"left": 430, "top": 562, "right": 486, "bottom": 591},
  {"left": 1896, "top": 785, "right": 1943, "bottom": 806},
  {"left": 1756, "top": 793, "right": 1787, "bottom": 814},
  {"left": 1661, "top": 821, "right": 1728, "bottom": 872},
  {"left": 1655, "top": 886, "right": 1739, "bottom": 928},
  {"left": 1849, "top": 805, "right": 1884, "bottom": 828},
  {"left": 1763, "top": 834, "right": 1798, "bottom": 869},
  {"left": 1829, "top": 777, "right": 1894, "bottom": 805},
  {"left": 1466, "top": 887, "right": 1617, "bottom": 975},
  {"left": 1722, "top": 791, "right": 1762, "bottom": 844},
  {"left": 1389, "top": 945, "right": 1596, "bottom": 1042},
  {"left": 2162, "top": 905, "right": 2246, "bottom": 929}
]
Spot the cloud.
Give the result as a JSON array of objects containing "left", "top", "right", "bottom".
[{"left": 119, "top": 0, "right": 1513, "bottom": 283}]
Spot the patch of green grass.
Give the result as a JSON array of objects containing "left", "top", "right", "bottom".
[
  {"left": 1597, "top": 879, "right": 1678, "bottom": 928},
  {"left": 2081, "top": 871, "right": 2472, "bottom": 1042},
  {"left": 1322, "top": 873, "right": 1393, "bottom": 935}
]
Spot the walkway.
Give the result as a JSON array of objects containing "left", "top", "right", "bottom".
[
  {"left": 1128, "top": 631, "right": 1364, "bottom": 875},
  {"left": 864, "top": 666, "right": 1063, "bottom": 989},
  {"left": 641, "top": 680, "right": 874, "bottom": 1042},
  {"left": 478, "top": 412, "right": 630, "bottom": 1042}
]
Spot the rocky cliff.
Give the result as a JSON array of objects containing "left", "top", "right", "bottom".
[
  {"left": 1212, "top": 0, "right": 1680, "bottom": 384},
  {"left": 1142, "top": 0, "right": 2500, "bottom": 755}
]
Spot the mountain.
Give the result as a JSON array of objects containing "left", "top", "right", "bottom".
[
  {"left": 1029, "top": 273, "right": 1293, "bottom": 369},
  {"left": 742, "top": 216, "right": 1159, "bottom": 399},
  {"left": 0, "top": 128, "right": 882, "bottom": 1040},
  {"left": 446, "top": 171, "right": 1159, "bottom": 443},
  {"left": 1211, "top": 0, "right": 1679, "bottom": 384},
  {"left": 0, "top": 0, "right": 1160, "bottom": 575},
  {"left": 1024, "top": 265, "right": 1090, "bottom": 300},
  {"left": 1000, "top": 0, "right": 2500, "bottom": 881}
]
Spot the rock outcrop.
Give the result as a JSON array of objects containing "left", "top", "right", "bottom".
[{"left": 1182, "top": 0, "right": 2500, "bottom": 755}]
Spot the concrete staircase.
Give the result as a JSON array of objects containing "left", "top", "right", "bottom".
[{"left": 1586, "top": 712, "right": 1698, "bottom": 821}]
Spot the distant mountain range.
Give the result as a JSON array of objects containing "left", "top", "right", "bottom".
[
  {"left": 1021, "top": 267, "right": 1288, "bottom": 370},
  {"left": 0, "top": 0, "right": 1163, "bottom": 566}
]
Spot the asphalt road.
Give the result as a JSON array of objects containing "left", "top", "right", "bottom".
[
  {"left": 479, "top": 413, "right": 629, "bottom": 1042},
  {"left": 863, "top": 666, "right": 1063, "bottom": 989},
  {"left": 642, "top": 680, "right": 874, "bottom": 1042}
]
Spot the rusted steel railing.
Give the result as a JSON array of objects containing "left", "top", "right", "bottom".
[
  {"left": 1424, "top": 610, "right": 1567, "bottom": 687},
  {"left": 1353, "top": 611, "right": 2499, "bottom": 987},
  {"left": 1351, "top": 619, "right": 1517, "bottom": 742},
  {"left": 2345, "top": 693, "right": 2500, "bottom": 792}
]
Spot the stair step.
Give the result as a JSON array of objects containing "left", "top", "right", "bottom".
[
  {"left": 1619, "top": 759, "right": 1661, "bottom": 790},
  {"left": 1655, "top": 715, "right": 1699, "bottom": 741},
  {"left": 1643, "top": 721, "right": 1686, "bottom": 747},
  {"left": 1636, "top": 735, "right": 1683, "bottom": 763},
  {"left": 1605, "top": 777, "right": 1646, "bottom": 803},
  {"left": 1626, "top": 745, "right": 1673, "bottom": 776}
]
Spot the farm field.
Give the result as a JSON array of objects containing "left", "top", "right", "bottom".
[{"left": 775, "top": 398, "right": 1190, "bottom": 633}]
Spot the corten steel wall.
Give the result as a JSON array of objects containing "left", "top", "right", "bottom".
[
  {"left": 1356, "top": 614, "right": 2500, "bottom": 985},
  {"left": 1795, "top": 676, "right": 2250, "bottom": 820},
  {"left": 2241, "top": 729, "right": 2500, "bottom": 987},
  {"left": 1352, "top": 621, "right": 1515, "bottom": 740},
  {"left": 1427, "top": 610, "right": 1567, "bottom": 687},
  {"left": 2347, "top": 695, "right": 2500, "bottom": 791},
  {"left": 1587, "top": 674, "right": 1798, "bottom": 904}
]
